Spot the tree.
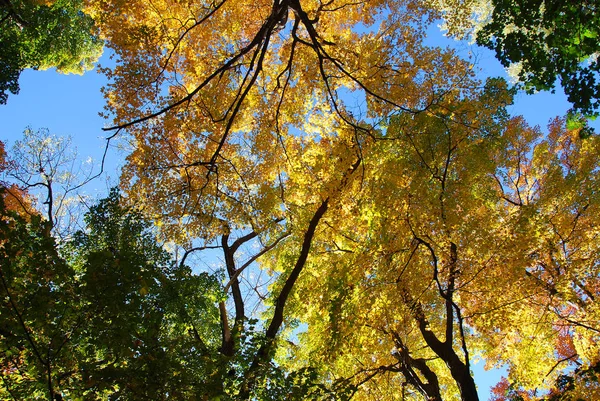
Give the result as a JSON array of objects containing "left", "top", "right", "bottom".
[
  {"left": 6, "top": 115, "right": 597, "bottom": 400},
  {"left": 3, "top": 0, "right": 594, "bottom": 399},
  {"left": 5, "top": 127, "right": 96, "bottom": 237},
  {"left": 435, "top": 0, "right": 600, "bottom": 116},
  {"left": 0, "top": 189, "right": 227, "bottom": 400},
  {"left": 479, "top": 0, "right": 600, "bottom": 115},
  {"left": 481, "top": 114, "right": 600, "bottom": 394},
  {"left": 0, "top": 0, "right": 103, "bottom": 104},
  {"left": 3, "top": 128, "right": 338, "bottom": 399},
  {"left": 65, "top": 189, "right": 226, "bottom": 400},
  {"left": 271, "top": 78, "right": 512, "bottom": 400},
  {"left": 0, "top": 139, "right": 33, "bottom": 216},
  {"left": 0, "top": 190, "right": 81, "bottom": 400},
  {"left": 85, "top": 1, "right": 482, "bottom": 397},
  {"left": 272, "top": 87, "right": 600, "bottom": 400},
  {"left": 82, "top": 0, "right": 600, "bottom": 399}
]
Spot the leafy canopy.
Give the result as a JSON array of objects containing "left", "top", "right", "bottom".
[
  {"left": 436, "top": 0, "right": 600, "bottom": 116},
  {"left": 0, "top": 189, "right": 226, "bottom": 400},
  {"left": 0, "top": 0, "right": 103, "bottom": 104},
  {"left": 81, "top": 0, "right": 600, "bottom": 399},
  {"left": 3, "top": 0, "right": 600, "bottom": 399}
]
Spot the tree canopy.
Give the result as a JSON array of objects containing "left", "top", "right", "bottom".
[
  {"left": 0, "top": 0, "right": 103, "bottom": 104},
  {"left": 1, "top": 0, "right": 600, "bottom": 400},
  {"left": 436, "top": 0, "right": 600, "bottom": 116},
  {"left": 0, "top": 188, "right": 228, "bottom": 399},
  {"left": 478, "top": 0, "right": 600, "bottom": 116}
]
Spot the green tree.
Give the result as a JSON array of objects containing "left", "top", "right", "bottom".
[
  {"left": 0, "top": 190, "right": 80, "bottom": 400},
  {"left": 476, "top": 0, "right": 600, "bottom": 115},
  {"left": 0, "top": 188, "right": 227, "bottom": 399},
  {"left": 0, "top": 0, "right": 103, "bottom": 104},
  {"left": 65, "top": 189, "right": 225, "bottom": 399}
]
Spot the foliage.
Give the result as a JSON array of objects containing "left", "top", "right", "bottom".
[
  {"left": 79, "top": 0, "right": 600, "bottom": 399},
  {"left": 86, "top": 0, "right": 475, "bottom": 248},
  {"left": 0, "top": 189, "right": 227, "bottom": 399},
  {"left": 491, "top": 363, "right": 600, "bottom": 400},
  {"left": 0, "top": 190, "right": 79, "bottom": 400},
  {"left": 0, "top": 140, "right": 32, "bottom": 216},
  {"left": 0, "top": 0, "right": 103, "bottom": 104},
  {"left": 475, "top": 0, "right": 600, "bottom": 116},
  {"left": 65, "top": 188, "right": 226, "bottom": 399},
  {"left": 84, "top": 1, "right": 480, "bottom": 396},
  {"left": 3, "top": 0, "right": 600, "bottom": 399},
  {"left": 273, "top": 77, "right": 513, "bottom": 400}
]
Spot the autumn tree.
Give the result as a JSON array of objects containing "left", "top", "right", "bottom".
[
  {"left": 272, "top": 78, "right": 514, "bottom": 400},
  {"left": 0, "top": 139, "right": 32, "bottom": 216},
  {"left": 0, "top": 0, "right": 103, "bottom": 104},
  {"left": 84, "top": 0, "right": 483, "bottom": 396},
  {"left": 51, "top": 0, "right": 600, "bottom": 399},
  {"left": 480, "top": 115, "right": 600, "bottom": 397},
  {"left": 272, "top": 84, "right": 599, "bottom": 400}
]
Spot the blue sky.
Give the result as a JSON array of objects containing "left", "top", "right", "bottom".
[{"left": 0, "top": 27, "right": 589, "bottom": 400}]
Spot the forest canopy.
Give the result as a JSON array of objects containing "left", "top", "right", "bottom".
[
  {"left": 1, "top": 0, "right": 599, "bottom": 400},
  {"left": 0, "top": 0, "right": 103, "bottom": 104}
]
